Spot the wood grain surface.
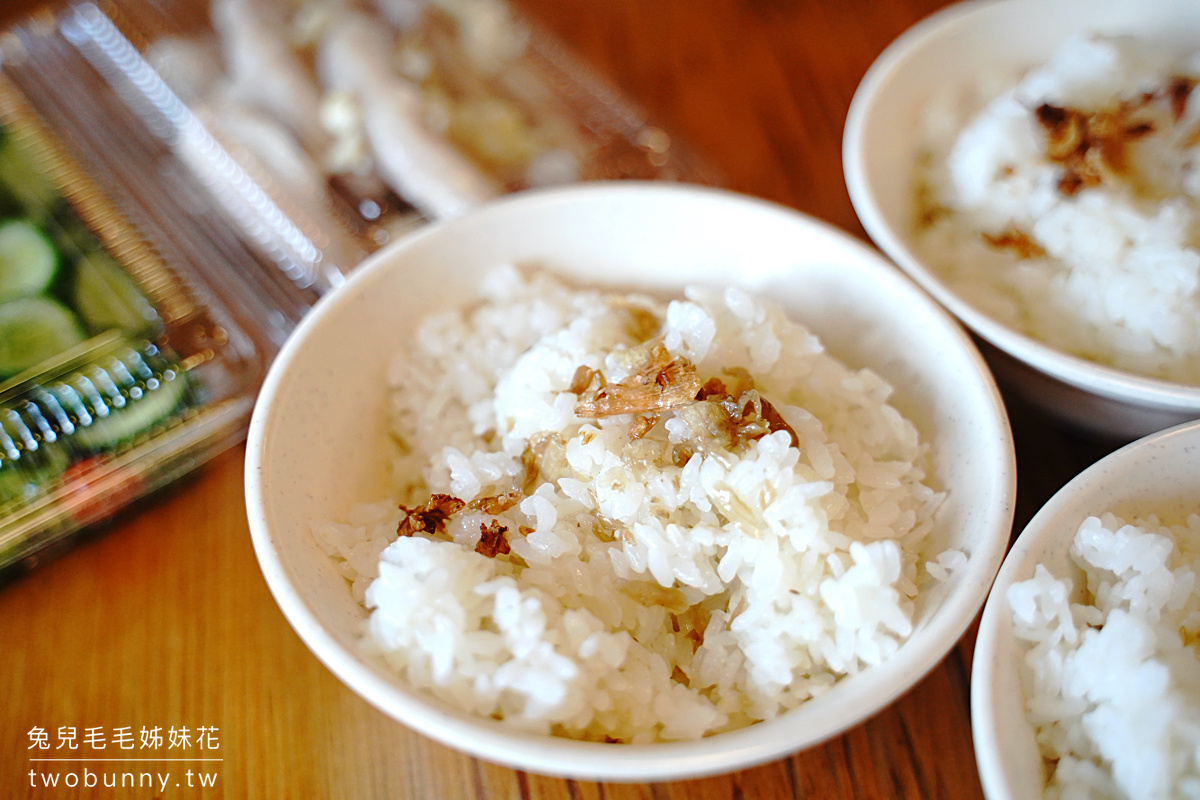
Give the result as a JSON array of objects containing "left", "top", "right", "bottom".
[{"left": 0, "top": 0, "right": 1123, "bottom": 797}]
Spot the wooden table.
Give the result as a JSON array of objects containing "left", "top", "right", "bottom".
[{"left": 0, "top": 0, "right": 1123, "bottom": 796}]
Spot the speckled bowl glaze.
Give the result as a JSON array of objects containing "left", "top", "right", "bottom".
[
  {"left": 244, "top": 182, "right": 1016, "bottom": 781},
  {"left": 971, "top": 419, "right": 1200, "bottom": 800},
  {"left": 843, "top": 0, "right": 1200, "bottom": 442}
]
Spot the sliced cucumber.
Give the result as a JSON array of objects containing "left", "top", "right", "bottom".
[
  {"left": 0, "top": 133, "right": 61, "bottom": 223},
  {"left": 0, "top": 450, "right": 70, "bottom": 506},
  {"left": 73, "top": 367, "right": 188, "bottom": 451},
  {"left": 0, "top": 405, "right": 70, "bottom": 505},
  {"left": 0, "top": 218, "right": 58, "bottom": 302},
  {"left": 72, "top": 250, "right": 159, "bottom": 336},
  {"left": 0, "top": 296, "right": 87, "bottom": 378}
]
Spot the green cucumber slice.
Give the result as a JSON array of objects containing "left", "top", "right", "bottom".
[
  {"left": 0, "top": 405, "right": 70, "bottom": 505},
  {"left": 0, "top": 135, "right": 61, "bottom": 223},
  {"left": 73, "top": 368, "right": 188, "bottom": 451},
  {"left": 72, "top": 250, "right": 158, "bottom": 336},
  {"left": 0, "top": 450, "right": 70, "bottom": 506},
  {"left": 0, "top": 296, "right": 86, "bottom": 378},
  {"left": 0, "top": 218, "right": 58, "bottom": 302}
]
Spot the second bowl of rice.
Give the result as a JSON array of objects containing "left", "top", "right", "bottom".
[
  {"left": 244, "top": 182, "right": 1016, "bottom": 780},
  {"left": 844, "top": 0, "right": 1200, "bottom": 442}
]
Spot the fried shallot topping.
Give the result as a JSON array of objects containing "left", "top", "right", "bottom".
[
  {"left": 468, "top": 491, "right": 523, "bottom": 515},
  {"left": 758, "top": 396, "right": 801, "bottom": 448},
  {"left": 628, "top": 413, "right": 661, "bottom": 440},
  {"left": 571, "top": 355, "right": 799, "bottom": 461},
  {"left": 699, "top": 366, "right": 755, "bottom": 400},
  {"left": 568, "top": 364, "right": 596, "bottom": 395},
  {"left": 520, "top": 442, "right": 539, "bottom": 493},
  {"left": 671, "top": 443, "right": 695, "bottom": 468},
  {"left": 1167, "top": 75, "right": 1197, "bottom": 122},
  {"left": 397, "top": 493, "right": 466, "bottom": 537},
  {"left": 679, "top": 376, "right": 801, "bottom": 453},
  {"left": 398, "top": 492, "right": 524, "bottom": 558},
  {"left": 1034, "top": 101, "right": 1156, "bottom": 195},
  {"left": 521, "top": 431, "right": 566, "bottom": 493},
  {"left": 475, "top": 520, "right": 511, "bottom": 557},
  {"left": 981, "top": 228, "right": 1046, "bottom": 260},
  {"left": 1163, "top": 75, "right": 1200, "bottom": 149},
  {"left": 574, "top": 342, "right": 703, "bottom": 417}
]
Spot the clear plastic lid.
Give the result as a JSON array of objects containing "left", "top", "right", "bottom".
[
  {"left": 0, "top": 63, "right": 267, "bottom": 571},
  {"left": 71, "top": 0, "right": 718, "bottom": 285},
  {"left": 0, "top": 0, "right": 715, "bottom": 574}
]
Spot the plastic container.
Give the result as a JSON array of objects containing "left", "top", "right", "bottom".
[
  {"left": 72, "top": 0, "right": 716, "bottom": 282},
  {"left": 0, "top": 0, "right": 713, "bottom": 574}
]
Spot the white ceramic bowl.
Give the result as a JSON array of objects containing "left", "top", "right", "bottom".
[
  {"left": 843, "top": 0, "right": 1200, "bottom": 443},
  {"left": 970, "top": 418, "right": 1200, "bottom": 799},
  {"left": 244, "top": 182, "right": 1016, "bottom": 781}
]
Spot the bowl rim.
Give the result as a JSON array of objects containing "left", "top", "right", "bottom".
[
  {"left": 842, "top": 0, "right": 1200, "bottom": 413},
  {"left": 969, "top": 417, "right": 1200, "bottom": 799},
  {"left": 244, "top": 180, "right": 1017, "bottom": 781}
]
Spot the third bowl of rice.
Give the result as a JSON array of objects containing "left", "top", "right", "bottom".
[{"left": 972, "top": 419, "right": 1200, "bottom": 800}]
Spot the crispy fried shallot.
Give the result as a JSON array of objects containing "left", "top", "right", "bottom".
[
  {"left": 572, "top": 354, "right": 799, "bottom": 458},
  {"left": 679, "top": 377, "right": 800, "bottom": 453},
  {"left": 520, "top": 443, "right": 539, "bottom": 493},
  {"left": 574, "top": 343, "right": 702, "bottom": 417},
  {"left": 1167, "top": 75, "right": 1197, "bottom": 122},
  {"left": 521, "top": 432, "right": 567, "bottom": 493},
  {"left": 399, "top": 492, "right": 523, "bottom": 558},
  {"left": 468, "top": 491, "right": 523, "bottom": 515},
  {"left": 671, "top": 443, "right": 696, "bottom": 468},
  {"left": 628, "top": 413, "right": 661, "bottom": 440},
  {"left": 568, "top": 364, "right": 596, "bottom": 395},
  {"left": 758, "top": 396, "right": 801, "bottom": 448},
  {"left": 1035, "top": 101, "right": 1156, "bottom": 195},
  {"left": 475, "top": 520, "right": 511, "bottom": 557},
  {"left": 397, "top": 493, "right": 465, "bottom": 536},
  {"left": 982, "top": 228, "right": 1046, "bottom": 260}
]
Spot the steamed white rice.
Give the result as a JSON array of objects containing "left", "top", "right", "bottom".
[
  {"left": 314, "top": 264, "right": 951, "bottom": 742},
  {"left": 915, "top": 33, "right": 1200, "bottom": 384},
  {"left": 1009, "top": 511, "right": 1200, "bottom": 799}
]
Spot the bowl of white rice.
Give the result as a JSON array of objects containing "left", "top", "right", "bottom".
[
  {"left": 244, "top": 182, "right": 1015, "bottom": 780},
  {"left": 844, "top": 0, "right": 1200, "bottom": 442},
  {"left": 971, "top": 418, "right": 1200, "bottom": 800}
]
